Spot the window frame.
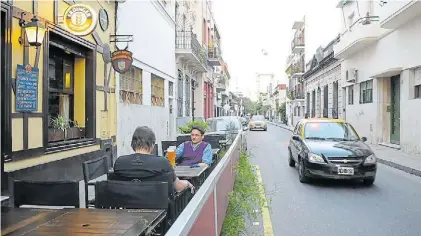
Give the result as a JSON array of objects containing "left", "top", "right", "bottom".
[
  {"left": 119, "top": 66, "right": 143, "bottom": 105},
  {"left": 415, "top": 85, "right": 421, "bottom": 99},
  {"left": 151, "top": 74, "right": 165, "bottom": 107},
  {"left": 359, "top": 80, "right": 373, "bottom": 104},
  {"left": 348, "top": 85, "right": 354, "bottom": 105}
]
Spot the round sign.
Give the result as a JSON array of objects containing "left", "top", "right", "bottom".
[
  {"left": 99, "top": 8, "right": 109, "bottom": 31},
  {"left": 102, "top": 43, "right": 111, "bottom": 64},
  {"left": 63, "top": 4, "right": 98, "bottom": 36}
]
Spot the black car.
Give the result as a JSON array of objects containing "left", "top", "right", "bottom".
[{"left": 287, "top": 119, "right": 377, "bottom": 186}]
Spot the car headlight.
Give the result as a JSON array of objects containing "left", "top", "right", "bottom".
[
  {"left": 364, "top": 154, "right": 377, "bottom": 165},
  {"left": 308, "top": 153, "right": 326, "bottom": 164}
]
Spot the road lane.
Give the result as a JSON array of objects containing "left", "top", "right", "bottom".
[{"left": 247, "top": 124, "right": 421, "bottom": 236}]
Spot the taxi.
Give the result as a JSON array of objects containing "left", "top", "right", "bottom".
[{"left": 287, "top": 118, "right": 377, "bottom": 186}]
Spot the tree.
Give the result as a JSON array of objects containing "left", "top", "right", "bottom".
[{"left": 278, "top": 102, "right": 286, "bottom": 121}]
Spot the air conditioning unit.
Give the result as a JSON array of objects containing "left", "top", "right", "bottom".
[{"left": 346, "top": 68, "right": 358, "bottom": 83}]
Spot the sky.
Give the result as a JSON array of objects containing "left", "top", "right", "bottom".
[{"left": 212, "top": 0, "right": 342, "bottom": 98}]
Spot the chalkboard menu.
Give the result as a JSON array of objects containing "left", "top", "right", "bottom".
[{"left": 15, "top": 64, "right": 39, "bottom": 112}]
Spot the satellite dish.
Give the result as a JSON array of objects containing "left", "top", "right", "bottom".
[{"left": 102, "top": 43, "right": 111, "bottom": 64}]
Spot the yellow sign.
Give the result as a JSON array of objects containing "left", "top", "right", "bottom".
[{"left": 63, "top": 4, "right": 98, "bottom": 36}]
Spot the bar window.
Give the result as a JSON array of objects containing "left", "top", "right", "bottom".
[
  {"left": 119, "top": 66, "right": 143, "bottom": 104},
  {"left": 415, "top": 85, "right": 421, "bottom": 99},
  {"left": 151, "top": 74, "right": 165, "bottom": 107},
  {"left": 360, "top": 80, "right": 373, "bottom": 104},
  {"left": 348, "top": 85, "right": 354, "bottom": 105}
]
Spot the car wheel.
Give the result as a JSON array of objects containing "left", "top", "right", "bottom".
[
  {"left": 264, "top": 128, "right": 267, "bottom": 131},
  {"left": 288, "top": 149, "right": 295, "bottom": 167},
  {"left": 362, "top": 177, "right": 375, "bottom": 186},
  {"left": 298, "top": 158, "right": 309, "bottom": 183}
]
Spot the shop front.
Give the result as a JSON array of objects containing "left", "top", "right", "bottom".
[{"left": 1, "top": 0, "right": 117, "bottom": 197}]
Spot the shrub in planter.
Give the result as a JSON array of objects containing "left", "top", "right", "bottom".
[{"left": 178, "top": 120, "right": 209, "bottom": 134}]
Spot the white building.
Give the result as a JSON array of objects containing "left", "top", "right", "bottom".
[
  {"left": 304, "top": 36, "right": 342, "bottom": 120},
  {"left": 285, "top": 17, "right": 306, "bottom": 126},
  {"left": 116, "top": 0, "right": 177, "bottom": 156},
  {"left": 334, "top": 0, "right": 421, "bottom": 155}
]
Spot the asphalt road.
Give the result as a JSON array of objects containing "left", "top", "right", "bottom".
[{"left": 247, "top": 123, "right": 421, "bottom": 236}]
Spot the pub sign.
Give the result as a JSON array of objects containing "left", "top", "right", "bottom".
[
  {"left": 15, "top": 64, "right": 39, "bottom": 112},
  {"left": 111, "top": 49, "right": 133, "bottom": 74}
]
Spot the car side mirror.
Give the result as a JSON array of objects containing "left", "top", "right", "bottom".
[
  {"left": 292, "top": 135, "right": 301, "bottom": 141},
  {"left": 361, "top": 137, "right": 367, "bottom": 142}
]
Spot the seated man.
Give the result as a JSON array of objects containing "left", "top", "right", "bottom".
[
  {"left": 113, "top": 126, "right": 194, "bottom": 193},
  {"left": 176, "top": 126, "right": 212, "bottom": 166}
]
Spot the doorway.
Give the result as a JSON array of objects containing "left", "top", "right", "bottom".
[{"left": 390, "top": 75, "right": 400, "bottom": 144}]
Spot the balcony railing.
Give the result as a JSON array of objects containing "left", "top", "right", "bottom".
[
  {"left": 291, "top": 58, "right": 305, "bottom": 76},
  {"left": 176, "top": 31, "right": 208, "bottom": 67},
  {"left": 291, "top": 36, "right": 305, "bottom": 52}
]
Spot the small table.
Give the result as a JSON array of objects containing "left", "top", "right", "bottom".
[
  {"left": 174, "top": 165, "right": 208, "bottom": 189},
  {"left": 1, "top": 207, "right": 166, "bottom": 236}
]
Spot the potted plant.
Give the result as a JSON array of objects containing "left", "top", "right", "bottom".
[
  {"left": 178, "top": 120, "right": 209, "bottom": 134},
  {"left": 48, "top": 115, "right": 69, "bottom": 142},
  {"left": 66, "top": 120, "right": 86, "bottom": 140}
]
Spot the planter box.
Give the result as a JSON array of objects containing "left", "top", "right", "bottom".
[
  {"left": 48, "top": 129, "right": 65, "bottom": 142},
  {"left": 66, "top": 127, "right": 85, "bottom": 140}
]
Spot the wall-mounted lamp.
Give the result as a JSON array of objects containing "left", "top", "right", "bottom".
[{"left": 19, "top": 13, "right": 46, "bottom": 47}]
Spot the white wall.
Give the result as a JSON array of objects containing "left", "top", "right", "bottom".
[
  {"left": 341, "top": 14, "right": 421, "bottom": 154},
  {"left": 116, "top": 0, "right": 176, "bottom": 157}
]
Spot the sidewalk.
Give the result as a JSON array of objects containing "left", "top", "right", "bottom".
[{"left": 268, "top": 122, "right": 421, "bottom": 177}]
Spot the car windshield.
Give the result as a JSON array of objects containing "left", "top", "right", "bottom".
[
  {"left": 304, "top": 122, "right": 360, "bottom": 141},
  {"left": 251, "top": 115, "right": 265, "bottom": 121},
  {"left": 207, "top": 117, "right": 241, "bottom": 132}
]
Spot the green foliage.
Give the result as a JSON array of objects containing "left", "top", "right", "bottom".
[
  {"left": 278, "top": 102, "right": 286, "bottom": 120},
  {"left": 178, "top": 120, "right": 209, "bottom": 134},
  {"left": 221, "top": 152, "right": 266, "bottom": 236}
]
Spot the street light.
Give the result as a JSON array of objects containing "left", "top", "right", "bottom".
[
  {"left": 24, "top": 16, "right": 46, "bottom": 47},
  {"left": 19, "top": 14, "right": 46, "bottom": 47}
]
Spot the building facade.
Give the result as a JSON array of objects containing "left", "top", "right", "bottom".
[
  {"left": 116, "top": 0, "right": 177, "bottom": 156},
  {"left": 1, "top": 0, "right": 117, "bottom": 194},
  {"left": 304, "top": 36, "right": 342, "bottom": 120},
  {"left": 285, "top": 17, "right": 306, "bottom": 126},
  {"left": 334, "top": 0, "right": 421, "bottom": 154}
]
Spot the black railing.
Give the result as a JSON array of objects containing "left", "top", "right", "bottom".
[
  {"left": 176, "top": 31, "right": 207, "bottom": 65},
  {"left": 291, "top": 58, "right": 305, "bottom": 75},
  {"left": 208, "top": 42, "right": 221, "bottom": 60},
  {"left": 291, "top": 36, "right": 305, "bottom": 51}
]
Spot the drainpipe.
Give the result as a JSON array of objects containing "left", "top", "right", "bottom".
[{"left": 192, "top": 80, "right": 195, "bottom": 121}]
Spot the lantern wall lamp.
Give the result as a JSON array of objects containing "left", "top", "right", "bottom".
[{"left": 18, "top": 12, "right": 46, "bottom": 47}]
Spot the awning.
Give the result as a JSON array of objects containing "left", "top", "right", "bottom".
[{"left": 371, "top": 67, "right": 403, "bottom": 78}]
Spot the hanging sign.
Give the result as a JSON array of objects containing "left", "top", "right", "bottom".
[
  {"left": 111, "top": 49, "right": 133, "bottom": 73},
  {"left": 15, "top": 64, "right": 39, "bottom": 112},
  {"left": 63, "top": 4, "right": 98, "bottom": 36}
]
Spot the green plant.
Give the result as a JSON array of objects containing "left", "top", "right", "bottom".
[
  {"left": 278, "top": 102, "right": 286, "bottom": 121},
  {"left": 50, "top": 115, "right": 70, "bottom": 131},
  {"left": 178, "top": 120, "right": 209, "bottom": 134},
  {"left": 221, "top": 152, "right": 266, "bottom": 236}
]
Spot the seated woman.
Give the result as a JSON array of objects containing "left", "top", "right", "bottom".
[{"left": 113, "top": 126, "right": 194, "bottom": 193}]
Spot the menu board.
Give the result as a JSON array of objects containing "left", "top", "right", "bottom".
[{"left": 15, "top": 64, "right": 39, "bottom": 112}]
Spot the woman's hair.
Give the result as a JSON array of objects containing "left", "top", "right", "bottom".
[{"left": 131, "top": 126, "right": 156, "bottom": 152}]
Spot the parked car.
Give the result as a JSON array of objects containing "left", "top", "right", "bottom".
[
  {"left": 287, "top": 118, "right": 377, "bottom": 186},
  {"left": 206, "top": 116, "right": 247, "bottom": 151},
  {"left": 249, "top": 115, "right": 267, "bottom": 131}
]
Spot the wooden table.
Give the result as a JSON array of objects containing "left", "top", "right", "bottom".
[{"left": 1, "top": 207, "right": 166, "bottom": 236}]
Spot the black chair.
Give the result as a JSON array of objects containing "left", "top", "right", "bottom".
[
  {"left": 204, "top": 135, "right": 224, "bottom": 149},
  {"left": 176, "top": 135, "right": 191, "bottom": 144},
  {"left": 161, "top": 141, "right": 177, "bottom": 156},
  {"left": 82, "top": 156, "right": 109, "bottom": 208},
  {"left": 13, "top": 180, "right": 80, "bottom": 208},
  {"left": 95, "top": 180, "right": 169, "bottom": 234},
  {"left": 152, "top": 143, "right": 159, "bottom": 156}
]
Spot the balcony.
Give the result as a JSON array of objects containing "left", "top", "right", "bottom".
[
  {"left": 176, "top": 31, "right": 208, "bottom": 72},
  {"left": 379, "top": 1, "right": 421, "bottom": 29},
  {"left": 292, "top": 19, "right": 304, "bottom": 30},
  {"left": 291, "top": 36, "right": 305, "bottom": 54},
  {"left": 208, "top": 40, "right": 223, "bottom": 67},
  {"left": 334, "top": 16, "right": 387, "bottom": 59},
  {"left": 291, "top": 59, "right": 305, "bottom": 78}
]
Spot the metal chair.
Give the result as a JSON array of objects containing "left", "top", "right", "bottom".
[{"left": 82, "top": 156, "right": 109, "bottom": 208}]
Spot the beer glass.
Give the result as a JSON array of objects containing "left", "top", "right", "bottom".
[{"left": 167, "top": 146, "right": 176, "bottom": 167}]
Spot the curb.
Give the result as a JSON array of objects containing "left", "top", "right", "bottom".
[{"left": 268, "top": 122, "right": 421, "bottom": 178}]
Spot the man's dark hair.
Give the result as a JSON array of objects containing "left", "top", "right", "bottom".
[
  {"left": 191, "top": 125, "right": 205, "bottom": 135},
  {"left": 131, "top": 126, "right": 156, "bottom": 152}
]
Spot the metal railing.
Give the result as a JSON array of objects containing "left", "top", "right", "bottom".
[
  {"left": 208, "top": 40, "right": 222, "bottom": 60},
  {"left": 176, "top": 31, "right": 208, "bottom": 65},
  {"left": 291, "top": 58, "right": 305, "bottom": 75},
  {"left": 291, "top": 36, "right": 305, "bottom": 51},
  {"left": 340, "top": 16, "right": 380, "bottom": 37}
]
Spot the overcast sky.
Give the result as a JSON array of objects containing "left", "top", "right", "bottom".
[{"left": 212, "top": 0, "right": 342, "bottom": 97}]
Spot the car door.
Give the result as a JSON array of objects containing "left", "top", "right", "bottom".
[{"left": 290, "top": 122, "right": 301, "bottom": 161}]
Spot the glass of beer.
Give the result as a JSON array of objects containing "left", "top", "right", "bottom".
[{"left": 167, "top": 146, "right": 176, "bottom": 167}]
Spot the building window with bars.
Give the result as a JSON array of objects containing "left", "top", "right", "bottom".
[
  {"left": 119, "top": 66, "right": 143, "bottom": 104},
  {"left": 360, "top": 80, "right": 373, "bottom": 104},
  {"left": 151, "top": 74, "right": 165, "bottom": 107}
]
